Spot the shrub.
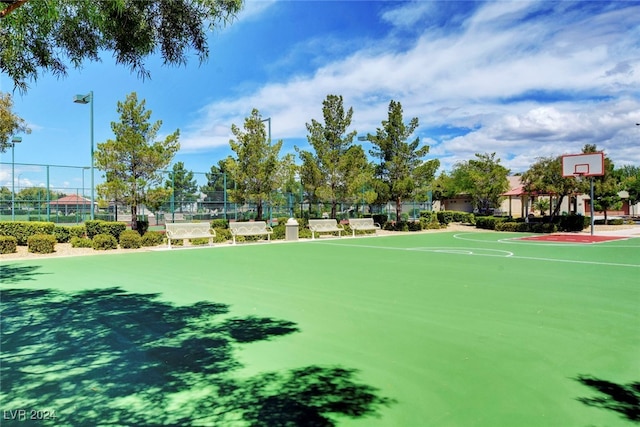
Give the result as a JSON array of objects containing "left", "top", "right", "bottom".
[
  {"left": 189, "top": 237, "right": 210, "bottom": 246},
  {"left": 475, "top": 216, "right": 507, "bottom": 230},
  {"left": 213, "top": 228, "right": 231, "bottom": 243},
  {"left": 53, "top": 225, "right": 70, "bottom": 243},
  {"left": 594, "top": 218, "right": 624, "bottom": 225},
  {"left": 92, "top": 233, "right": 118, "bottom": 250},
  {"left": 557, "top": 214, "right": 588, "bottom": 232},
  {"left": 85, "top": 220, "right": 126, "bottom": 240},
  {"left": 372, "top": 214, "right": 388, "bottom": 228},
  {"left": 211, "top": 219, "right": 228, "bottom": 229},
  {"left": 70, "top": 237, "right": 93, "bottom": 248},
  {"left": 0, "top": 221, "right": 56, "bottom": 245},
  {"left": 119, "top": 230, "right": 142, "bottom": 249},
  {"left": 407, "top": 221, "right": 422, "bottom": 231},
  {"left": 0, "top": 236, "right": 17, "bottom": 254},
  {"left": 437, "top": 211, "right": 455, "bottom": 225},
  {"left": 135, "top": 218, "right": 149, "bottom": 236},
  {"left": 27, "top": 234, "right": 57, "bottom": 254},
  {"left": 531, "top": 223, "right": 558, "bottom": 233},
  {"left": 141, "top": 231, "right": 164, "bottom": 246}
]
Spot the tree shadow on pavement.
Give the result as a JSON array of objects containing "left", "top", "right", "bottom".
[
  {"left": 0, "top": 264, "right": 44, "bottom": 284},
  {"left": 575, "top": 374, "right": 640, "bottom": 423},
  {"left": 1, "top": 287, "right": 393, "bottom": 426}
]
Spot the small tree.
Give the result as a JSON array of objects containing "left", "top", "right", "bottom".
[
  {"left": 165, "top": 162, "right": 197, "bottom": 212},
  {"left": 583, "top": 145, "right": 621, "bottom": 225},
  {"left": 368, "top": 100, "right": 432, "bottom": 220},
  {"left": 451, "top": 152, "right": 510, "bottom": 213},
  {"left": 616, "top": 166, "right": 640, "bottom": 216},
  {"left": 95, "top": 92, "right": 179, "bottom": 230},
  {"left": 226, "top": 109, "right": 290, "bottom": 221},
  {"left": 298, "top": 94, "right": 371, "bottom": 218},
  {"left": 0, "top": 92, "right": 31, "bottom": 152},
  {"left": 522, "top": 156, "right": 581, "bottom": 221}
]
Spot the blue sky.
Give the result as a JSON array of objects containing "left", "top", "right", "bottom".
[{"left": 1, "top": 0, "right": 639, "bottom": 193}]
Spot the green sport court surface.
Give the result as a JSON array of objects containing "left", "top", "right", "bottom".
[{"left": 1, "top": 231, "right": 639, "bottom": 426}]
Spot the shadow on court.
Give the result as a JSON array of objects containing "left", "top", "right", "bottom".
[
  {"left": 575, "top": 375, "right": 640, "bottom": 423},
  {"left": 0, "top": 264, "right": 45, "bottom": 284},
  {"left": 0, "top": 287, "right": 393, "bottom": 426}
]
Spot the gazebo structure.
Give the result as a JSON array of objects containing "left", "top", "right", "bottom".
[{"left": 48, "top": 194, "right": 95, "bottom": 216}]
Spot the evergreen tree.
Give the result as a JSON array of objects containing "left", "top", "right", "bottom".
[
  {"left": 226, "top": 109, "right": 292, "bottom": 221},
  {"left": 165, "top": 162, "right": 198, "bottom": 212},
  {"left": 368, "top": 100, "right": 434, "bottom": 220},
  {"left": 298, "top": 94, "right": 373, "bottom": 218},
  {"left": 95, "top": 92, "right": 179, "bottom": 229}
]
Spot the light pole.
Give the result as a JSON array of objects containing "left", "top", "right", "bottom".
[
  {"left": 10, "top": 136, "right": 21, "bottom": 220},
  {"left": 74, "top": 91, "right": 94, "bottom": 219},
  {"left": 261, "top": 117, "right": 272, "bottom": 223}
]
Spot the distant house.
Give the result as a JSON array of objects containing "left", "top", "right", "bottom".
[{"left": 48, "top": 194, "right": 95, "bottom": 215}]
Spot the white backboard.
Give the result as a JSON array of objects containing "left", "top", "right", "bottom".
[{"left": 561, "top": 152, "right": 604, "bottom": 177}]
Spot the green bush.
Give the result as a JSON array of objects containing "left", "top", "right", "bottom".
[
  {"left": 211, "top": 219, "right": 228, "bottom": 229},
  {"left": 0, "top": 236, "right": 17, "bottom": 254},
  {"left": 52, "top": 225, "right": 86, "bottom": 243},
  {"left": 594, "top": 218, "right": 624, "bottom": 225},
  {"left": 475, "top": 216, "right": 507, "bottom": 230},
  {"left": 53, "top": 225, "right": 70, "bottom": 243},
  {"left": 436, "top": 211, "right": 455, "bottom": 225},
  {"left": 135, "top": 219, "right": 149, "bottom": 236},
  {"left": 557, "top": 214, "right": 588, "bottom": 232},
  {"left": 436, "top": 210, "right": 475, "bottom": 225},
  {"left": 0, "top": 221, "right": 56, "bottom": 245},
  {"left": 70, "top": 237, "right": 93, "bottom": 248},
  {"left": 141, "top": 231, "right": 164, "bottom": 246},
  {"left": 372, "top": 214, "right": 388, "bottom": 228},
  {"left": 85, "top": 220, "right": 126, "bottom": 240},
  {"left": 190, "top": 237, "right": 210, "bottom": 246},
  {"left": 68, "top": 225, "right": 87, "bottom": 239},
  {"left": 92, "top": 233, "right": 118, "bottom": 250},
  {"left": 85, "top": 220, "right": 103, "bottom": 239},
  {"left": 27, "top": 234, "right": 57, "bottom": 254},
  {"left": 407, "top": 221, "right": 422, "bottom": 231},
  {"left": 119, "top": 230, "right": 142, "bottom": 249}
]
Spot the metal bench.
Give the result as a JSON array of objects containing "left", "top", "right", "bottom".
[
  {"left": 229, "top": 221, "right": 273, "bottom": 244},
  {"left": 348, "top": 218, "right": 381, "bottom": 237},
  {"left": 308, "top": 219, "right": 344, "bottom": 239},
  {"left": 165, "top": 222, "right": 216, "bottom": 249}
]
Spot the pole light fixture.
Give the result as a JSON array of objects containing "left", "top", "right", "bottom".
[
  {"left": 10, "top": 136, "right": 22, "bottom": 220},
  {"left": 73, "top": 91, "right": 95, "bottom": 220}
]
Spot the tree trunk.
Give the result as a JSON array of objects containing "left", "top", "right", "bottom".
[
  {"left": 331, "top": 201, "right": 337, "bottom": 219},
  {"left": 604, "top": 209, "right": 608, "bottom": 225},
  {"left": 256, "top": 201, "right": 263, "bottom": 221},
  {"left": 549, "top": 194, "right": 564, "bottom": 223},
  {"left": 395, "top": 196, "right": 402, "bottom": 221},
  {"left": 131, "top": 204, "right": 138, "bottom": 231}
]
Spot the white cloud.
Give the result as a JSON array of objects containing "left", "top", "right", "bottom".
[{"left": 180, "top": 1, "right": 640, "bottom": 173}]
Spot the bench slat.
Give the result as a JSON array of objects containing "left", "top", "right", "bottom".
[
  {"left": 229, "top": 221, "right": 273, "bottom": 244},
  {"left": 348, "top": 218, "right": 381, "bottom": 237},
  {"left": 165, "top": 222, "right": 215, "bottom": 249},
  {"left": 308, "top": 219, "right": 344, "bottom": 239}
]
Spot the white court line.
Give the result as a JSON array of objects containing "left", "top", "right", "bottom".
[
  {"left": 453, "top": 232, "right": 639, "bottom": 248},
  {"left": 314, "top": 240, "right": 640, "bottom": 268}
]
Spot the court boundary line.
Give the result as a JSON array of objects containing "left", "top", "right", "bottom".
[
  {"left": 313, "top": 240, "right": 640, "bottom": 268},
  {"left": 453, "top": 232, "right": 639, "bottom": 248}
]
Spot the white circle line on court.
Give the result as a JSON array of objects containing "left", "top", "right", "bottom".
[
  {"left": 314, "top": 241, "right": 640, "bottom": 268},
  {"left": 452, "top": 232, "right": 639, "bottom": 248}
]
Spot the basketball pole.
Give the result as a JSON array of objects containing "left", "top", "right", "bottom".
[{"left": 589, "top": 176, "right": 595, "bottom": 236}]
